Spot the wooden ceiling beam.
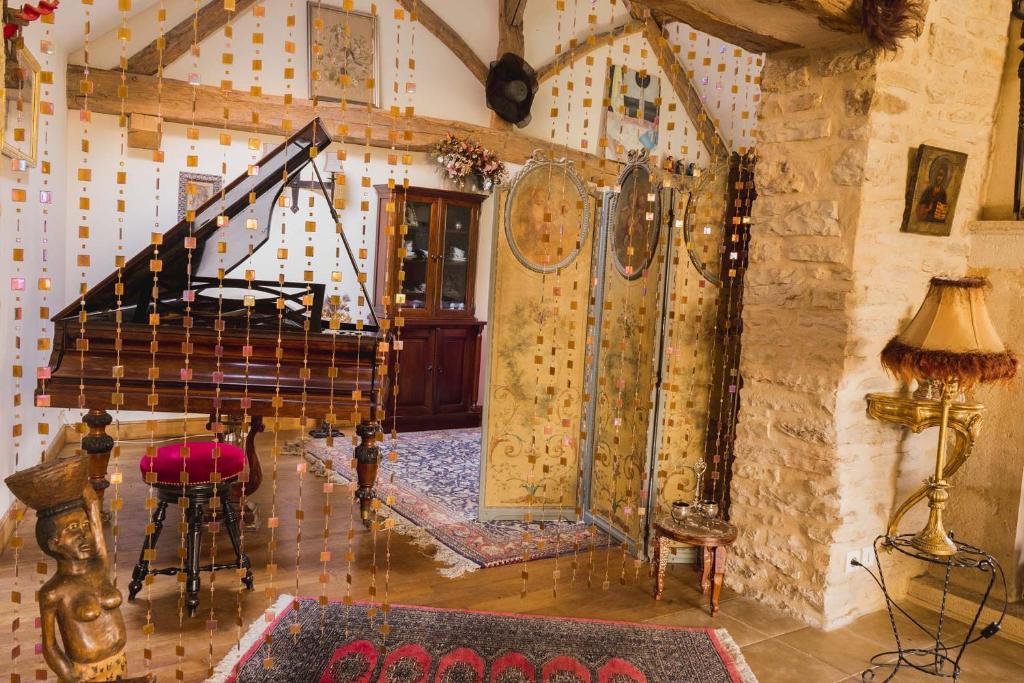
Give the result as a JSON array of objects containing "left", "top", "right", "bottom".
[
  {"left": 497, "top": 0, "right": 526, "bottom": 58},
  {"left": 68, "top": 64, "right": 621, "bottom": 184},
  {"left": 637, "top": 1, "right": 798, "bottom": 53},
  {"left": 763, "top": 0, "right": 858, "bottom": 30},
  {"left": 396, "top": 0, "right": 489, "bottom": 85},
  {"left": 625, "top": 4, "right": 730, "bottom": 159},
  {"left": 535, "top": 19, "right": 645, "bottom": 83},
  {"left": 126, "top": 0, "right": 260, "bottom": 76},
  {"left": 630, "top": 0, "right": 858, "bottom": 52},
  {"left": 642, "top": 20, "right": 729, "bottom": 159}
]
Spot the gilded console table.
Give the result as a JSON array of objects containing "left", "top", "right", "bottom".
[{"left": 865, "top": 392, "right": 985, "bottom": 538}]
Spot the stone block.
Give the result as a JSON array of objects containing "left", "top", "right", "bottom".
[
  {"left": 785, "top": 91, "right": 824, "bottom": 113},
  {"left": 757, "top": 117, "right": 832, "bottom": 143},
  {"left": 759, "top": 199, "right": 841, "bottom": 237},
  {"left": 785, "top": 241, "right": 847, "bottom": 264},
  {"left": 844, "top": 87, "right": 873, "bottom": 117},
  {"left": 873, "top": 91, "right": 910, "bottom": 115},
  {"left": 756, "top": 158, "right": 820, "bottom": 195},
  {"left": 817, "top": 49, "right": 876, "bottom": 77},
  {"left": 761, "top": 56, "right": 811, "bottom": 93},
  {"left": 831, "top": 147, "right": 866, "bottom": 186},
  {"left": 776, "top": 419, "right": 835, "bottom": 446}
]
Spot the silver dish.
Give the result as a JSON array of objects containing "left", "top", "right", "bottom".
[
  {"left": 670, "top": 500, "right": 691, "bottom": 523},
  {"left": 696, "top": 501, "right": 719, "bottom": 519}
]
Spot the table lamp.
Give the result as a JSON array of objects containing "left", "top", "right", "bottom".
[{"left": 879, "top": 277, "right": 1017, "bottom": 556}]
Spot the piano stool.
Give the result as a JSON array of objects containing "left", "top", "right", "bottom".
[{"left": 127, "top": 442, "right": 254, "bottom": 617}]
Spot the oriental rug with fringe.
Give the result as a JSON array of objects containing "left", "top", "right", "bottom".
[
  {"left": 210, "top": 595, "right": 758, "bottom": 683},
  {"left": 292, "top": 428, "right": 607, "bottom": 577}
]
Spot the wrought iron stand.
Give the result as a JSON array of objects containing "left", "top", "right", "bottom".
[{"left": 855, "top": 534, "right": 1007, "bottom": 681}]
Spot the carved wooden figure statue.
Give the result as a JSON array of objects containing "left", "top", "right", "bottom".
[{"left": 5, "top": 456, "right": 154, "bottom": 682}]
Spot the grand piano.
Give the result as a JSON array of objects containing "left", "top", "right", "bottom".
[{"left": 37, "top": 119, "right": 387, "bottom": 523}]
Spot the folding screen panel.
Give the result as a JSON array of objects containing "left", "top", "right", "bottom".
[
  {"left": 580, "top": 151, "right": 672, "bottom": 544},
  {"left": 479, "top": 154, "right": 595, "bottom": 521}
]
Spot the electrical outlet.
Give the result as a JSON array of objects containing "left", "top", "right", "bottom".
[
  {"left": 845, "top": 549, "right": 860, "bottom": 574},
  {"left": 860, "top": 545, "right": 876, "bottom": 568}
]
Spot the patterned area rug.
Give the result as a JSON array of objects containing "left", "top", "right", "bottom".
[
  {"left": 211, "top": 595, "right": 758, "bottom": 682},
  {"left": 294, "top": 428, "right": 607, "bottom": 576}
]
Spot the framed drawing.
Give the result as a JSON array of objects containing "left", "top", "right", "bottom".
[
  {"left": 177, "top": 172, "right": 223, "bottom": 220},
  {"left": 306, "top": 2, "right": 379, "bottom": 107},
  {"left": 602, "top": 64, "right": 660, "bottom": 162},
  {"left": 504, "top": 154, "right": 591, "bottom": 274},
  {"left": 2, "top": 44, "right": 41, "bottom": 166},
  {"left": 610, "top": 150, "right": 661, "bottom": 280},
  {"left": 901, "top": 144, "right": 967, "bottom": 237}
]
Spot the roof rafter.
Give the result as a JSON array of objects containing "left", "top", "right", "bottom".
[
  {"left": 126, "top": 0, "right": 260, "bottom": 76},
  {"left": 396, "top": 0, "right": 489, "bottom": 85}
]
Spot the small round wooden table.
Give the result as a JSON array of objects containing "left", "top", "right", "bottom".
[{"left": 652, "top": 515, "right": 738, "bottom": 615}]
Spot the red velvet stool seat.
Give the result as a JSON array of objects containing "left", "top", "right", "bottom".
[{"left": 127, "top": 441, "right": 254, "bottom": 616}]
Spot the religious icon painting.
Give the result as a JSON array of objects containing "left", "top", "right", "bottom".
[
  {"left": 611, "top": 151, "right": 661, "bottom": 280},
  {"left": 504, "top": 155, "right": 590, "bottom": 274},
  {"left": 602, "top": 64, "right": 661, "bottom": 162},
  {"left": 901, "top": 144, "right": 968, "bottom": 237},
  {"left": 307, "top": 2, "right": 380, "bottom": 107}
]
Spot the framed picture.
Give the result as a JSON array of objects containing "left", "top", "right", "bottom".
[
  {"left": 504, "top": 155, "right": 591, "bottom": 274},
  {"left": 0, "top": 41, "right": 6, "bottom": 150},
  {"left": 2, "top": 44, "right": 41, "bottom": 166},
  {"left": 901, "top": 144, "right": 968, "bottom": 237},
  {"left": 306, "top": 2, "right": 379, "bottom": 107},
  {"left": 177, "top": 172, "right": 223, "bottom": 221},
  {"left": 601, "top": 64, "right": 660, "bottom": 162},
  {"left": 610, "top": 152, "right": 661, "bottom": 280}
]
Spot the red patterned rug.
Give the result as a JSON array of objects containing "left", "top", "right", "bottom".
[
  {"left": 294, "top": 429, "right": 608, "bottom": 577},
  {"left": 211, "top": 596, "right": 757, "bottom": 682}
]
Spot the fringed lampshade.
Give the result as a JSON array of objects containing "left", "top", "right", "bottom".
[{"left": 881, "top": 277, "right": 1017, "bottom": 388}]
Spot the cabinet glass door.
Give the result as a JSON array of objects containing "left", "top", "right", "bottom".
[
  {"left": 401, "top": 199, "right": 433, "bottom": 311},
  {"left": 439, "top": 203, "right": 472, "bottom": 312}
]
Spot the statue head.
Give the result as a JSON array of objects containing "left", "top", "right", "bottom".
[{"left": 36, "top": 503, "right": 96, "bottom": 562}]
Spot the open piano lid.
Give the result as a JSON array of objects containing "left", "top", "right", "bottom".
[{"left": 54, "top": 118, "right": 334, "bottom": 322}]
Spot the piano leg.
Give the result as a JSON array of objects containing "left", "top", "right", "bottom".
[
  {"left": 227, "top": 416, "right": 264, "bottom": 527},
  {"left": 81, "top": 409, "right": 114, "bottom": 507},
  {"left": 354, "top": 420, "right": 382, "bottom": 527}
]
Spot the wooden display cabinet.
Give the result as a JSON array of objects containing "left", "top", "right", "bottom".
[{"left": 374, "top": 185, "right": 486, "bottom": 431}]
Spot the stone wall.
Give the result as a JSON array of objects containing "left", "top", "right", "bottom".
[
  {"left": 959, "top": 221, "right": 1024, "bottom": 599},
  {"left": 980, "top": 18, "right": 1021, "bottom": 219},
  {"left": 730, "top": 0, "right": 1010, "bottom": 628}
]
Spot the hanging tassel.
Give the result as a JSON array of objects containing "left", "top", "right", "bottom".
[{"left": 860, "top": 0, "right": 926, "bottom": 52}]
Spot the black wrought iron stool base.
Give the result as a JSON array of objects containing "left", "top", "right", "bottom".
[
  {"left": 127, "top": 480, "right": 254, "bottom": 617},
  {"left": 855, "top": 534, "right": 1006, "bottom": 682}
]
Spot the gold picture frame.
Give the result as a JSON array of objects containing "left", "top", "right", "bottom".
[
  {"left": 2, "top": 43, "right": 41, "bottom": 166},
  {"left": 503, "top": 154, "right": 591, "bottom": 274},
  {"left": 306, "top": 2, "right": 380, "bottom": 107},
  {"left": 901, "top": 144, "right": 968, "bottom": 237},
  {"left": 1, "top": 40, "right": 7, "bottom": 150}
]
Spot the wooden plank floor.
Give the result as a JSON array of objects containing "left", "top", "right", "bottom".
[{"left": 2, "top": 431, "right": 1023, "bottom": 682}]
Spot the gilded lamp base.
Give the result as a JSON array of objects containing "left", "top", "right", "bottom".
[
  {"left": 908, "top": 480, "right": 958, "bottom": 557},
  {"left": 865, "top": 389, "right": 985, "bottom": 558}
]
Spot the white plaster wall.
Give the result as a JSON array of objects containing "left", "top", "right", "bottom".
[
  {"left": 521, "top": 0, "right": 762, "bottom": 166},
  {"left": 0, "top": 26, "right": 69, "bottom": 513},
  {"left": 2, "top": 0, "right": 760, "bottom": 504}
]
